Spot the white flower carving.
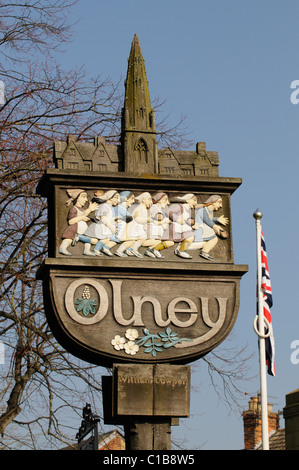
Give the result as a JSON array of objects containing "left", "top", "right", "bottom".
[
  {"left": 124, "top": 341, "right": 139, "bottom": 355},
  {"left": 125, "top": 328, "right": 139, "bottom": 341},
  {"left": 111, "top": 335, "right": 126, "bottom": 350}
]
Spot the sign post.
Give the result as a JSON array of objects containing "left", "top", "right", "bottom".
[
  {"left": 102, "top": 364, "right": 190, "bottom": 450},
  {"left": 36, "top": 35, "right": 248, "bottom": 450}
]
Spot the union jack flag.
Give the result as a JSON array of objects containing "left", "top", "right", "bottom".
[{"left": 260, "top": 228, "right": 275, "bottom": 376}]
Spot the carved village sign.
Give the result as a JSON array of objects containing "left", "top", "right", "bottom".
[{"left": 36, "top": 35, "right": 248, "bottom": 368}]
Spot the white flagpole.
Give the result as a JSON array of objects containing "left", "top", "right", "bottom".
[{"left": 253, "top": 209, "right": 269, "bottom": 450}]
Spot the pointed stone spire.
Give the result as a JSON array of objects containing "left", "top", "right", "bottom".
[
  {"left": 124, "top": 34, "right": 154, "bottom": 131},
  {"left": 122, "top": 34, "right": 158, "bottom": 174}
]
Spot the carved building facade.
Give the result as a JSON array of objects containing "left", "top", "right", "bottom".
[{"left": 53, "top": 35, "right": 219, "bottom": 178}]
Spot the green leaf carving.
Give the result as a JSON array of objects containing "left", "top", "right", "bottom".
[
  {"left": 136, "top": 327, "right": 191, "bottom": 357},
  {"left": 75, "top": 298, "right": 97, "bottom": 317}
]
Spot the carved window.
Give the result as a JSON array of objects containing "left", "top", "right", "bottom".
[
  {"left": 182, "top": 168, "right": 193, "bottom": 176},
  {"left": 135, "top": 105, "right": 144, "bottom": 120},
  {"left": 97, "top": 163, "right": 107, "bottom": 171},
  {"left": 164, "top": 167, "right": 174, "bottom": 174},
  {"left": 68, "top": 162, "right": 78, "bottom": 170},
  {"left": 97, "top": 144, "right": 105, "bottom": 157},
  {"left": 135, "top": 139, "right": 148, "bottom": 163}
]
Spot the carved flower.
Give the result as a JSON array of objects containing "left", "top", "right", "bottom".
[
  {"left": 111, "top": 335, "right": 126, "bottom": 351},
  {"left": 124, "top": 341, "right": 139, "bottom": 355},
  {"left": 125, "top": 328, "right": 139, "bottom": 341},
  {"left": 74, "top": 285, "right": 98, "bottom": 317}
]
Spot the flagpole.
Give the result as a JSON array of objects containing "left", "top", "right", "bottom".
[{"left": 253, "top": 209, "right": 269, "bottom": 450}]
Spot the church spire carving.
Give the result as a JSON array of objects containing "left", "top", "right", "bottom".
[{"left": 122, "top": 34, "right": 158, "bottom": 174}]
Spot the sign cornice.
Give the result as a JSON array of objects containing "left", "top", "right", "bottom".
[
  {"left": 37, "top": 258, "right": 248, "bottom": 280},
  {"left": 37, "top": 168, "right": 243, "bottom": 197}
]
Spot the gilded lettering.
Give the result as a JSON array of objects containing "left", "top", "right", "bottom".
[
  {"left": 118, "top": 375, "right": 128, "bottom": 383},
  {"left": 117, "top": 373, "right": 188, "bottom": 389}
]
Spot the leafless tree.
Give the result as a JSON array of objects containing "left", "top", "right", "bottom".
[
  {"left": 0, "top": 0, "right": 123, "bottom": 449},
  {"left": 0, "top": 0, "right": 74, "bottom": 60}
]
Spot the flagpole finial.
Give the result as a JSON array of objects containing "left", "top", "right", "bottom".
[{"left": 253, "top": 209, "right": 263, "bottom": 220}]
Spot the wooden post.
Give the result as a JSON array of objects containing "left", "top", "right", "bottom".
[
  {"left": 124, "top": 418, "right": 172, "bottom": 450},
  {"left": 102, "top": 364, "right": 190, "bottom": 450}
]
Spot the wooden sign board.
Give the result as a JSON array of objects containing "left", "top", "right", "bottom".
[
  {"left": 113, "top": 364, "right": 190, "bottom": 417},
  {"left": 37, "top": 172, "right": 248, "bottom": 367},
  {"left": 36, "top": 35, "right": 247, "bottom": 369}
]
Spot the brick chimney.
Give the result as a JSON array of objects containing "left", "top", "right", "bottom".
[{"left": 242, "top": 396, "right": 280, "bottom": 450}]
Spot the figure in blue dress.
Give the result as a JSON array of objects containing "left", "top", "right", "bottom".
[
  {"left": 187, "top": 195, "right": 229, "bottom": 260},
  {"left": 84, "top": 190, "right": 120, "bottom": 256},
  {"left": 113, "top": 191, "right": 139, "bottom": 257}
]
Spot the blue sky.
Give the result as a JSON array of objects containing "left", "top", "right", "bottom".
[{"left": 55, "top": 0, "right": 299, "bottom": 449}]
